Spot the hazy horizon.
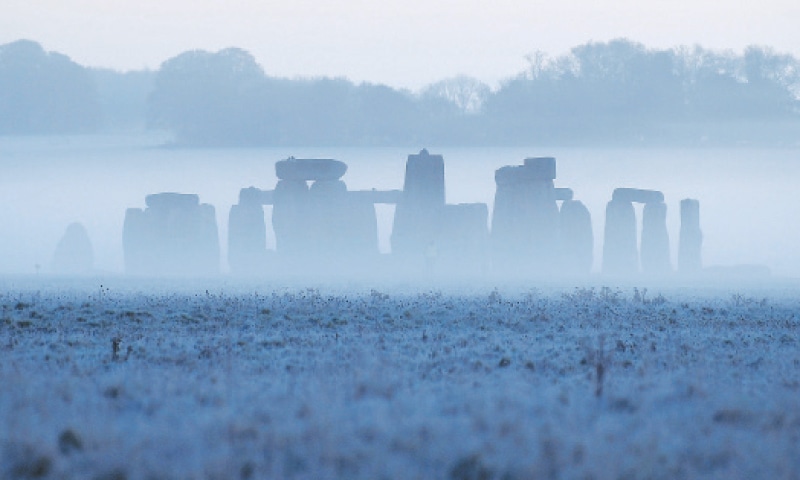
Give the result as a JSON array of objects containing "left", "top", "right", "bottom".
[{"left": 3, "top": 0, "right": 800, "bottom": 90}]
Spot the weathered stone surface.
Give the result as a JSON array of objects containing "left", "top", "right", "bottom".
[
  {"left": 554, "top": 188, "right": 574, "bottom": 202},
  {"left": 228, "top": 202, "right": 268, "bottom": 275},
  {"left": 612, "top": 188, "right": 664, "bottom": 204},
  {"left": 491, "top": 160, "right": 559, "bottom": 274},
  {"left": 403, "top": 149, "right": 445, "bottom": 206},
  {"left": 267, "top": 176, "right": 381, "bottom": 269},
  {"left": 51, "top": 222, "right": 93, "bottom": 274},
  {"left": 272, "top": 180, "right": 309, "bottom": 255},
  {"left": 559, "top": 200, "right": 593, "bottom": 275},
  {"left": 275, "top": 158, "right": 347, "bottom": 181},
  {"left": 523, "top": 157, "right": 557, "bottom": 179},
  {"left": 342, "top": 198, "right": 380, "bottom": 258},
  {"left": 641, "top": 202, "right": 671, "bottom": 275},
  {"left": 309, "top": 179, "right": 348, "bottom": 197},
  {"left": 391, "top": 149, "right": 446, "bottom": 256},
  {"left": 602, "top": 199, "right": 638, "bottom": 275},
  {"left": 124, "top": 193, "right": 220, "bottom": 276},
  {"left": 678, "top": 198, "right": 703, "bottom": 273},
  {"left": 238, "top": 186, "right": 273, "bottom": 206},
  {"left": 307, "top": 179, "right": 353, "bottom": 256},
  {"left": 494, "top": 165, "right": 529, "bottom": 185},
  {"left": 495, "top": 159, "right": 556, "bottom": 185}
]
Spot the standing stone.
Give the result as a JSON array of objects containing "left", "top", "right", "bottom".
[
  {"left": 491, "top": 165, "right": 534, "bottom": 270},
  {"left": 307, "top": 178, "right": 379, "bottom": 270},
  {"left": 491, "top": 157, "right": 559, "bottom": 275},
  {"left": 272, "top": 179, "right": 309, "bottom": 256},
  {"left": 602, "top": 199, "right": 638, "bottom": 275},
  {"left": 640, "top": 202, "right": 671, "bottom": 275},
  {"left": 123, "top": 192, "right": 219, "bottom": 276},
  {"left": 52, "top": 222, "right": 93, "bottom": 274},
  {"left": 678, "top": 199, "right": 702, "bottom": 273},
  {"left": 526, "top": 158, "right": 560, "bottom": 273},
  {"left": 391, "top": 149, "right": 446, "bottom": 258},
  {"left": 559, "top": 200, "right": 593, "bottom": 275},
  {"left": 343, "top": 196, "right": 380, "bottom": 260},
  {"left": 309, "top": 179, "right": 379, "bottom": 258},
  {"left": 307, "top": 179, "right": 349, "bottom": 257},
  {"left": 228, "top": 191, "right": 268, "bottom": 275},
  {"left": 194, "top": 203, "right": 221, "bottom": 275}
]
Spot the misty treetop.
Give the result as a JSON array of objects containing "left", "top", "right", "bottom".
[
  {"left": 2, "top": 38, "right": 799, "bottom": 145},
  {"left": 0, "top": 40, "right": 99, "bottom": 134},
  {"left": 484, "top": 40, "right": 800, "bottom": 144}
]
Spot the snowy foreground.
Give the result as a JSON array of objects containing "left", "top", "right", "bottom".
[{"left": 2, "top": 278, "right": 800, "bottom": 479}]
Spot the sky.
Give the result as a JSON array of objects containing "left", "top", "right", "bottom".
[{"left": 2, "top": 0, "right": 799, "bottom": 90}]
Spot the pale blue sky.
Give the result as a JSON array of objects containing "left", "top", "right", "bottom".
[{"left": 2, "top": 0, "right": 799, "bottom": 89}]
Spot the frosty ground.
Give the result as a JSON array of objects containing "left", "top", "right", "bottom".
[{"left": 1, "top": 278, "right": 799, "bottom": 479}]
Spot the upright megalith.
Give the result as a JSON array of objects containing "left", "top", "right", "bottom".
[
  {"left": 271, "top": 158, "right": 351, "bottom": 260},
  {"left": 559, "top": 200, "right": 593, "bottom": 275},
  {"left": 123, "top": 192, "right": 219, "bottom": 276},
  {"left": 391, "top": 149, "right": 446, "bottom": 257},
  {"left": 272, "top": 156, "right": 382, "bottom": 268},
  {"left": 228, "top": 187, "right": 270, "bottom": 275},
  {"left": 602, "top": 198, "right": 638, "bottom": 275},
  {"left": 491, "top": 157, "right": 559, "bottom": 274},
  {"left": 678, "top": 199, "right": 702, "bottom": 273},
  {"left": 602, "top": 187, "right": 670, "bottom": 276},
  {"left": 51, "top": 222, "right": 93, "bottom": 274},
  {"left": 228, "top": 156, "right": 395, "bottom": 276},
  {"left": 641, "top": 202, "right": 671, "bottom": 275},
  {"left": 307, "top": 179, "right": 349, "bottom": 255},
  {"left": 307, "top": 178, "right": 379, "bottom": 265},
  {"left": 272, "top": 178, "right": 309, "bottom": 256}
]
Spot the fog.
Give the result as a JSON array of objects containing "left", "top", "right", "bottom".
[{"left": 1, "top": 134, "right": 798, "bottom": 280}]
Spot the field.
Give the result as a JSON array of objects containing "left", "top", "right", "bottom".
[{"left": 2, "top": 278, "right": 799, "bottom": 479}]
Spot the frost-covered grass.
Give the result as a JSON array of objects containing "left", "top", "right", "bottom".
[{"left": 1, "top": 280, "right": 799, "bottom": 479}]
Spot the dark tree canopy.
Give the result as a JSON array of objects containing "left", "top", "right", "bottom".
[
  {"left": 482, "top": 39, "right": 800, "bottom": 144},
  {"left": 0, "top": 40, "right": 99, "bottom": 134},
  {"left": 2, "top": 38, "right": 800, "bottom": 145},
  {"left": 147, "top": 48, "right": 268, "bottom": 145}
]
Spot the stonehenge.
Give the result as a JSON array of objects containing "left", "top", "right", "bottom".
[
  {"left": 123, "top": 152, "right": 702, "bottom": 278},
  {"left": 123, "top": 192, "right": 220, "bottom": 276}
]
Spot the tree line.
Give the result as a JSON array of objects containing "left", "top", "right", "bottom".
[{"left": 1, "top": 38, "right": 799, "bottom": 145}]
